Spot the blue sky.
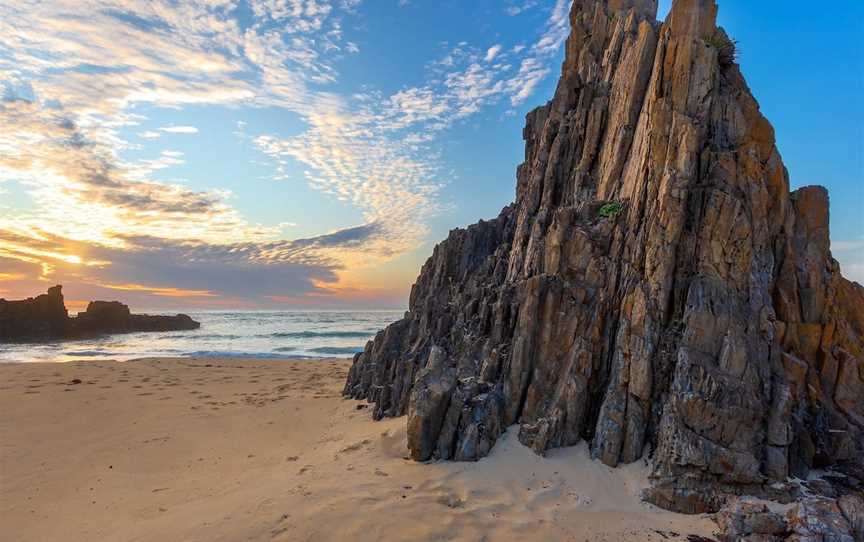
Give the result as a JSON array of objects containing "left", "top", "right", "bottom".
[{"left": 0, "top": 0, "right": 861, "bottom": 310}]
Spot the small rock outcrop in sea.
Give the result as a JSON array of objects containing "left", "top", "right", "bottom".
[
  {"left": 344, "top": 0, "right": 864, "bottom": 518},
  {"left": 0, "top": 286, "right": 200, "bottom": 342},
  {"left": 73, "top": 301, "right": 200, "bottom": 336}
]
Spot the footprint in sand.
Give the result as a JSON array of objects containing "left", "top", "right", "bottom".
[
  {"left": 566, "top": 491, "right": 594, "bottom": 507},
  {"left": 436, "top": 494, "right": 465, "bottom": 508},
  {"left": 339, "top": 439, "right": 372, "bottom": 454}
]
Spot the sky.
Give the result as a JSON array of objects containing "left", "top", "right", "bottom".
[{"left": 0, "top": 0, "right": 861, "bottom": 312}]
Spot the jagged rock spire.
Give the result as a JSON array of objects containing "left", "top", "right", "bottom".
[{"left": 344, "top": 0, "right": 864, "bottom": 514}]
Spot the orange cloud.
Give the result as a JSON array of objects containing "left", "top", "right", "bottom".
[{"left": 101, "top": 283, "right": 217, "bottom": 298}]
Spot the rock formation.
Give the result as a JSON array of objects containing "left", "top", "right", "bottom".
[
  {"left": 73, "top": 300, "right": 200, "bottom": 336},
  {"left": 0, "top": 286, "right": 200, "bottom": 342},
  {"left": 0, "top": 285, "right": 70, "bottom": 341},
  {"left": 716, "top": 495, "right": 864, "bottom": 541},
  {"left": 345, "top": 0, "right": 864, "bottom": 518}
]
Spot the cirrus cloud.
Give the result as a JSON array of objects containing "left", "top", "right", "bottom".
[{"left": 0, "top": 0, "right": 573, "bottom": 307}]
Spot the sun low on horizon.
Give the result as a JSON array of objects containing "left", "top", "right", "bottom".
[{"left": 1, "top": 0, "right": 862, "bottom": 311}]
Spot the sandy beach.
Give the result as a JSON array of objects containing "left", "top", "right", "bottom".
[{"left": 1, "top": 357, "right": 718, "bottom": 541}]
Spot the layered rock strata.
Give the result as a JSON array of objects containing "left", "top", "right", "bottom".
[
  {"left": 0, "top": 286, "right": 200, "bottom": 342},
  {"left": 344, "top": 0, "right": 864, "bottom": 514}
]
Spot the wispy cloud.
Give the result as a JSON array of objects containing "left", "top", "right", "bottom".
[
  {"left": 506, "top": 1, "right": 541, "bottom": 16},
  {"left": 101, "top": 283, "right": 217, "bottom": 298},
  {"left": 833, "top": 239, "right": 864, "bottom": 284},
  {"left": 485, "top": 44, "right": 503, "bottom": 62},
  {"left": 160, "top": 125, "right": 199, "bottom": 134},
  {"left": 0, "top": 0, "right": 572, "bottom": 306}
]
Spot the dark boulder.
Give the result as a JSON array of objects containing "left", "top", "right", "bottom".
[
  {"left": 127, "top": 313, "right": 199, "bottom": 333},
  {"left": 715, "top": 500, "right": 789, "bottom": 541},
  {"left": 73, "top": 301, "right": 132, "bottom": 335}
]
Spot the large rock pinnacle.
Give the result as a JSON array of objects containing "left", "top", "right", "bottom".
[{"left": 344, "top": 0, "right": 864, "bottom": 515}]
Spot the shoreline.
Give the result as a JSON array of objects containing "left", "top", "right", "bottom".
[
  {"left": 1, "top": 357, "right": 718, "bottom": 541},
  {"left": 0, "top": 353, "right": 353, "bottom": 363}
]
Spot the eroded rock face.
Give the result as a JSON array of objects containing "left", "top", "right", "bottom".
[
  {"left": 715, "top": 495, "right": 864, "bottom": 542},
  {"left": 715, "top": 500, "right": 789, "bottom": 541},
  {"left": 0, "top": 286, "right": 200, "bottom": 342},
  {"left": 344, "top": 0, "right": 864, "bottom": 513}
]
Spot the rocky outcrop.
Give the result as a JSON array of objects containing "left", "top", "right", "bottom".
[
  {"left": 345, "top": 0, "right": 864, "bottom": 515},
  {"left": 0, "top": 286, "right": 200, "bottom": 342},
  {"left": 716, "top": 494, "right": 864, "bottom": 541},
  {"left": 72, "top": 301, "right": 200, "bottom": 336},
  {"left": 0, "top": 286, "right": 70, "bottom": 341},
  {"left": 715, "top": 500, "right": 790, "bottom": 541}
]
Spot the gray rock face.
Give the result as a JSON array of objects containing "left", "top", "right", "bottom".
[{"left": 344, "top": 0, "right": 864, "bottom": 514}]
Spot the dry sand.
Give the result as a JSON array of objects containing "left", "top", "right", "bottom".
[{"left": 0, "top": 357, "right": 719, "bottom": 541}]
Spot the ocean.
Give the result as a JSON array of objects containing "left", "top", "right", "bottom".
[{"left": 0, "top": 310, "right": 403, "bottom": 363}]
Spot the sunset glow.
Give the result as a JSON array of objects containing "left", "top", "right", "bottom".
[{"left": 1, "top": 0, "right": 861, "bottom": 309}]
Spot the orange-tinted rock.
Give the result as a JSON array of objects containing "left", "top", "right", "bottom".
[{"left": 344, "top": 0, "right": 864, "bottom": 514}]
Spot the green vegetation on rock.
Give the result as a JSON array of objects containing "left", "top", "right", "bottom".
[{"left": 598, "top": 202, "right": 623, "bottom": 218}]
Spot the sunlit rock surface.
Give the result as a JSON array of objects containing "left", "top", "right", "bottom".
[{"left": 345, "top": 0, "right": 864, "bottom": 514}]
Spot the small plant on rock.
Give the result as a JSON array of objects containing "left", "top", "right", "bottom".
[
  {"left": 598, "top": 202, "right": 623, "bottom": 218},
  {"left": 707, "top": 30, "right": 738, "bottom": 67}
]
